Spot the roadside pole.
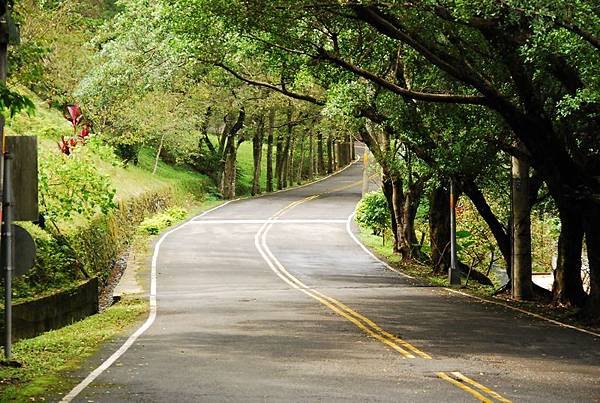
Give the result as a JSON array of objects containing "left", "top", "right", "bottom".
[
  {"left": 0, "top": 4, "right": 13, "bottom": 363},
  {"left": 361, "top": 152, "right": 369, "bottom": 196},
  {"left": 1, "top": 152, "right": 12, "bottom": 360}
]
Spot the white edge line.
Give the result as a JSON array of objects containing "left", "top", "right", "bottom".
[
  {"left": 345, "top": 211, "right": 414, "bottom": 280},
  {"left": 60, "top": 201, "right": 232, "bottom": 402},
  {"left": 190, "top": 219, "right": 348, "bottom": 224},
  {"left": 61, "top": 156, "right": 360, "bottom": 400},
  {"left": 345, "top": 207, "right": 599, "bottom": 339}
]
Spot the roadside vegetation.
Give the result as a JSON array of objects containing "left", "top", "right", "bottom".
[{"left": 0, "top": 0, "right": 598, "bottom": 398}]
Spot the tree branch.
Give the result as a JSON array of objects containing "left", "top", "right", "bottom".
[
  {"left": 215, "top": 63, "right": 325, "bottom": 106},
  {"left": 317, "top": 49, "right": 488, "bottom": 105}
]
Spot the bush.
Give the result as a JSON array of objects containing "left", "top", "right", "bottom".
[
  {"left": 138, "top": 207, "right": 189, "bottom": 235},
  {"left": 356, "top": 191, "right": 391, "bottom": 236},
  {"left": 10, "top": 223, "right": 78, "bottom": 300},
  {"left": 38, "top": 147, "right": 117, "bottom": 223}
]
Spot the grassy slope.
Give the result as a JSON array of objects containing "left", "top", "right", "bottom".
[
  {"left": 7, "top": 92, "right": 214, "bottom": 201},
  {"left": 8, "top": 92, "right": 269, "bottom": 200}
]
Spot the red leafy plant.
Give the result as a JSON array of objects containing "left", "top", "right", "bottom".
[{"left": 58, "top": 104, "right": 92, "bottom": 155}]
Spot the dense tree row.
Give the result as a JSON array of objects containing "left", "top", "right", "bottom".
[{"left": 10, "top": 1, "right": 599, "bottom": 319}]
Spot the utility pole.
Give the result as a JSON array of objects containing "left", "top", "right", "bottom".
[{"left": 511, "top": 144, "right": 533, "bottom": 300}]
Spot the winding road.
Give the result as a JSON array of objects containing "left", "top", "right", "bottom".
[{"left": 63, "top": 148, "right": 599, "bottom": 402}]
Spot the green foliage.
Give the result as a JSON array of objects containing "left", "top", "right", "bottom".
[
  {"left": 0, "top": 83, "right": 35, "bottom": 117},
  {"left": 356, "top": 191, "right": 391, "bottom": 236},
  {"left": 138, "top": 207, "right": 188, "bottom": 235},
  {"left": 12, "top": 188, "right": 178, "bottom": 299},
  {"left": 38, "top": 148, "right": 117, "bottom": 223},
  {"left": 11, "top": 223, "right": 78, "bottom": 300},
  {"left": 69, "top": 189, "right": 175, "bottom": 283}
]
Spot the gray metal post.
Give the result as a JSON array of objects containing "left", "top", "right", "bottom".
[
  {"left": 449, "top": 179, "right": 460, "bottom": 286},
  {"left": 2, "top": 152, "right": 13, "bottom": 360},
  {"left": 361, "top": 152, "right": 369, "bottom": 196}
]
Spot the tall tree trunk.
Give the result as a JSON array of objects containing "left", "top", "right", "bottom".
[
  {"left": 582, "top": 202, "right": 600, "bottom": 318},
  {"left": 338, "top": 137, "right": 346, "bottom": 166},
  {"left": 398, "top": 178, "right": 426, "bottom": 260},
  {"left": 281, "top": 107, "right": 293, "bottom": 188},
  {"left": 512, "top": 152, "right": 533, "bottom": 300},
  {"left": 288, "top": 134, "right": 295, "bottom": 187},
  {"left": 297, "top": 133, "right": 306, "bottom": 185},
  {"left": 266, "top": 109, "right": 275, "bottom": 192},
  {"left": 553, "top": 204, "right": 586, "bottom": 307},
  {"left": 327, "top": 135, "right": 334, "bottom": 173},
  {"left": 382, "top": 172, "right": 399, "bottom": 253},
  {"left": 390, "top": 175, "right": 404, "bottom": 254},
  {"left": 312, "top": 135, "right": 318, "bottom": 176},
  {"left": 219, "top": 108, "right": 245, "bottom": 199},
  {"left": 221, "top": 142, "right": 237, "bottom": 199},
  {"left": 430, "top": 185, "right": 450, "bottom": 274},
  {"left": 152, "top": 133, "right": 165, "bottom": 175},
  {"left": 308, "top": 131, "right": 314, "bottom": 180},
  {"left": 317, "top": 132, "right": 325, "bottom": 175},
  {"left": 334, "top": 139, "right": 340, "bottom": 169},
  {"left": 275, "top": 129, "right": 284, "bottom": 190},
  {"left": 344, "top": 134, "right": 352, "bottom": 164},
  {"left": 251, "top": 114, "right": 265, "bottom": 195}
]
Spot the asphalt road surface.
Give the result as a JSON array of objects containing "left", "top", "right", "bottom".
[{"left": 64, "top": 149, "right": 599, "bottom": 402}]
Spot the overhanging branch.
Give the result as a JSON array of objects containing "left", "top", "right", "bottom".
[
  {"left": 215, "top": 63, "right": 325, "bottom": 106},
  {"left": 318, "top": 49, "right": 488, "bottom": 105}
]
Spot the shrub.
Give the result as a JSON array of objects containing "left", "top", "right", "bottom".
[
  {"left": 138, "top": 207, "right": 189, "bottom": 235},
  {"left": 356, "top": 191, "right": 391, "bottom": 236},
  {"left": 38, "top": 147, "right": 117, "bottom": 223}
]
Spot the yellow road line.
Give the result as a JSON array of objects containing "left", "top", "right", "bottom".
[
  {"left": 256, "top": 188, "right": 430, "bottom": 359},
  {"left": 312, "top": 290, "right": 431, "bottom": 359},
  {"left": 258, "top": 225, "right": 416, "bottom": 358},
  {"left": 451, "top": 372, "right": 512, "bottom": 403},
  {"left": 263, "top": 181, "right": 509, "bottom": 402},
  {"left": 437, "top": 372, "right": 493, "bottom": 403}
]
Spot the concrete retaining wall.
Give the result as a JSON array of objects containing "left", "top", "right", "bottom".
[{"left": 1, "top": 277, "right": 99, "bottom": 341}]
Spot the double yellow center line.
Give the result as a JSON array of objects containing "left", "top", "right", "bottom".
[
  {"left": 255, "top": 190, "right": 430, "bottom": 360},
  {"left": 254, "top": 180, "right": 511, "bottom": 402},
  {"left": 437, "top": 372, "right": 513, "bottom": 403}
]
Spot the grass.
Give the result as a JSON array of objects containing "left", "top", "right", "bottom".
[
  {"left": 0, "top": 296, "right": 147, "bottom": 402},
  {"left": 108, "top": 148, "right": 213, "bottom": 200}
]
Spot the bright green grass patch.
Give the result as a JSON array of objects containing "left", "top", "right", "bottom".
[
  {"left": 138, "top": 207, "right": 188, "bottom": 235},
  {"left": 0, "top": 296, "right": 147, "bottom": 402},
  {"left": 110, "top": 148, "right": 213, "bottom": 201}
]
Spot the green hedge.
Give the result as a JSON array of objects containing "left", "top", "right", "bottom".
[{"left": 12, "top": 186, "right": 186, "bottom": 302}]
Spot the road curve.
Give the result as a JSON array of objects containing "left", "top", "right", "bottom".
[{"left": 64, "top": 150, "right": 599, "bottom": 402}]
